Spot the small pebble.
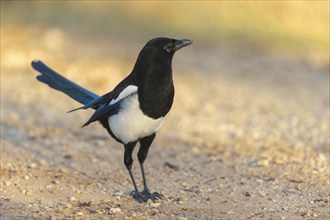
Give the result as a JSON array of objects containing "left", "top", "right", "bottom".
[
  {"left": 151, "top": 203, "right": 161, "bottom": 208},
  {"left": 178, "top": 217, "right": 188, "bottom": 220},
  {"left": 69, "top": 197, "right": 76, "bottom": 202},
  {"left": 76, "top": 212, "right": 84, "bottom": 216},
  {"left": 95, "top": 210, "right": 103, "bottom": 214},
  {"left": 256, "top": 179, "right": 264, "bottom": 183},
  {"left": 258, "top": 159, "right": 270, "bottom": 167},
  {"left": 114, "top": 191, "right": 123, "bottom": 196},
  {"left": 259, "top": 191, "right": 267, "bottom": 197},
  {"left": 24, "top": 175, "right": 30, "bottom": 180},
  {"left": 109, "top": 207, "right": 122, "bottom": 215},
  {"left": 5, "top": 181, "right": 12, "bottom": 186},
  {"left": 60, "top": 168, "right": 68, "bottom": 173},
  {"left": 52, "top": 180, "right": 60, "bottom": 185},
  {"left": 28, "top": 163, "right": 37, "bottom": 168}
]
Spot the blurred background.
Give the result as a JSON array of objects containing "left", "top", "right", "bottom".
[
  {"left": 2, "top": 1, "right": 329, "bottom": 161},
  {"left": 2, "top": 0, "right": 329, "bottom": 149},
  {"left": 2, "top": 1, "right": 329, "bottom": 66},
  {"left": 1, "top": 1, "right": 329, "bottom": 218},
  {"left": 2, "top": 0, "right": 330, "bottom": 165}
]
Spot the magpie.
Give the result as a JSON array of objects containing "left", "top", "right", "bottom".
[{"left": 31, "top": 37, "right": 192, "bottom": 202}]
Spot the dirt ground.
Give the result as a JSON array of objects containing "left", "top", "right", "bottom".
[{"left": 1, "top": 28, "right": 330, "bottom": 219}]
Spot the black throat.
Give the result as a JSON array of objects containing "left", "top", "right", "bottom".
[{"left": 133, "top": 51, "right": 175, "bottom": 119}]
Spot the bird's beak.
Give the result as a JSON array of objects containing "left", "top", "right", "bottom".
[{"left": 173, "top": 39, "right": 193, "bottom": 51}]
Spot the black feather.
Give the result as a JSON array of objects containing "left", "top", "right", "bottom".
[{"left": 32, "top": 60, "right": 99, "bottom": 107}]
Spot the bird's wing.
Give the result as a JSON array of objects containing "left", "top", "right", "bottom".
[
  {"left": 67, "top": 72, "right": 138, "bottom": 111},
  {"left": 32, "top": 60, "right": 100, "bottom": 107},
  {"left": 82, "top": 85, "right": 138, "bottom": 127},
  {"left": 67, "top": 91, "right": 113, "bottom": 112},
  {"left": 82, "top": 101, "right": 121, "bottom": 127}
]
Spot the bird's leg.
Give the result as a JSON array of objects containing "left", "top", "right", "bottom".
[
  {"left": 138, "top": 134, "right": 161, "bottom": 200},
  {"left": 139, "top": 162, "right": 149, "bottom": 193},
  {"left": 124, "top": 142, "right": 144, "bottom": 202},
  {"left": 138, "top": 134, "right": 155, "bottom": 194}
]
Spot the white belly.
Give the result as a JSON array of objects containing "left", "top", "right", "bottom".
[{"left": 108, "top": 94, "right": 164, "bottom": 144}]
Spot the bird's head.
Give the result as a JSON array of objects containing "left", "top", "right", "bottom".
[
  {"left": 136, "top": 37, "right": 192, "bottom": 64},
  {"left": 132, "top": 37, "right": 192, "bottom": 77},
  {"left": 144, "top": 37, "right": 193, "bottom": 54}
]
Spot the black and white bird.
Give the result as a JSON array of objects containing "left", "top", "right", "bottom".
[{"left": 32, "top": 37, "right": 192, "bottom": 202}]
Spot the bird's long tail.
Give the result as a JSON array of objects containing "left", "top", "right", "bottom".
[{"left": 31, "top": 60, "right": 100, "bottom": 107}]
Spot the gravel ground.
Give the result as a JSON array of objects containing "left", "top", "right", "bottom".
[{"left": 1, "top": 29, "right": 329, "bottom": 219}]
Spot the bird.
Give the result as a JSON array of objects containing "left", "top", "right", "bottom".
[{"left": 31, "top": 37, "right": 192, "bottom": 202}]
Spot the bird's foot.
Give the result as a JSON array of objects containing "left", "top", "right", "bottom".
[
  {"left": 141, "top": 189, "right": 162, "bottom": 201},
  {"left": 131, "top": 191, "right": 147, "bottom": 202},
  {"left": 131, "top": 190, "right": 162, "bottom": 202}
]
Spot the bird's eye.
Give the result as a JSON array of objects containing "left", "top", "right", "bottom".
[{"left": 163, "top": 42, "right": 174, "bottom": 53}]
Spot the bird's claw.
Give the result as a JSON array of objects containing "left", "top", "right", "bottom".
[
  {"left": 131, "top": 190, "right": 162, "bottom": 202},
  {"left": 131, "top": 191, "right": 147, "bottom": 202}
]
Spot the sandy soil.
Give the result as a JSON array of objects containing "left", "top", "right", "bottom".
[{"left": 1, "top": 29, "right": 329, "bottom": 219}]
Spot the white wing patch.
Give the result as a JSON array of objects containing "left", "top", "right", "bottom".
[
  {"left": 110, "top": 85, "right": 138, "bottom": 105},
  {"left": 108, "top": 94, "right": 164, "bottom": 144}
]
